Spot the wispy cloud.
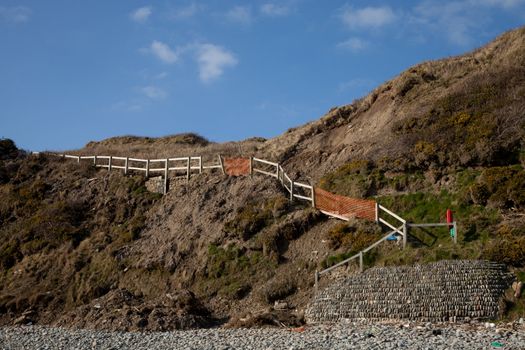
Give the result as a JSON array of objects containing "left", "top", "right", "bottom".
[
  {"left": 0, "top": 6, "right": 31, "bottom": 23},
  {"left": 473, "top": 0, "right": 525, "bottom": 8},
  {"left": 338, "top": 78, "right": 376, "bottom": 92},
  {"left": 141, "top": 86, "right": 167, "bottom": 99},
  {"left": 197, "top": 44, "right": 238, "bottom": 83},
  {"left": 412, "top": 1, "right": 478, "bottom": 46},
  {"left": 149, "top": 40, "right": 178, "bottom": 64},
  {"left": 111, "top": 100, "right": 144, "bottom": 112},
  {"left": 260, "top": 3, "right": 290, "bottom": 17},
  {"left": 130, "top": 6, "right": 152, "bottom": 23},
  {"left": 225, "top": 6, "right": 252, "bottom": 24},
  {"left": 169, "top": 3, "right": 203, "bottom": 20},
  {"left": 341, "top": 6, "right": 397, "bottom": 30},
  {"left": 337, "top": 37, "right": 368, "bottom": 52}
]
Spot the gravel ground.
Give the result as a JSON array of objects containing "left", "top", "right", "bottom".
[{"left": 0, "top": 322, "right": 524, "bottom": 350}]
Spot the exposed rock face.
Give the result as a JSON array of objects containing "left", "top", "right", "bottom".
[{"left": 306, "top": 260, "right": 514, "bottom": 323}]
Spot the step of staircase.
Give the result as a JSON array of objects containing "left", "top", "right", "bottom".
[{"left": 306, "top": 260, "right": 514, "bottom": 323}]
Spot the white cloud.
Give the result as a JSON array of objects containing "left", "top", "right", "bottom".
[
  {"left": 169, "top": 3, "right": 203, "bottom": 20},
  {"left": 141, "top": 86, "right": 167, "bottom": 99},
  {"left": 0, "top": 6, "right": 31, "bottom": 23},
  {"left": 150, "top": 41, "right": 178, "bottom": 64},
  {"left": 197, "top": 44, "right": 238, "bottom": 83},
  {"left": 337, "top": 37, "right": 368, "bottom": 52},
  {"left": 474, "top": 0, "right": 525, "bottom": 8},
  {"left": 338, "top": 78, "right": 375, "bottom": 92},
  {"left": 226, "top": 6, "right": 252, "bottom": 24},
  {"left": 412, "top": 1, "right": 478, "bottom": 46},
  {"left": 155, "top": 72, "right": 168, "bottom": 79},
  {"left": 260, "top": 3, "right": 289, "bottom": 16},
  {"left": 341, "top": 6, "right": 397, "bottom": 29},
  {"left": 130, "top": 6, "right": 152, "bottom": 23}
]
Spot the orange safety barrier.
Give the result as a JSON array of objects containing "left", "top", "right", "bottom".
[
  {"left": 224, "top": 157, "right": 251, "bottom": 176},
  {"left": 314, "top": 187, "right": 376, "bottom": 221}
]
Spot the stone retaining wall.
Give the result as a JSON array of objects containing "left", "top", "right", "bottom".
[{"left": 306, "top": 260, "right": 515, "bottom": 323}]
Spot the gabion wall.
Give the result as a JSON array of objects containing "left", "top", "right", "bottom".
[{"left": 306, "top": 260, "right": 514, "bottom": 323}]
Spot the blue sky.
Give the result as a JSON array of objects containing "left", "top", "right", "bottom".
[{"left": 1, "top": 1, "right": 524, "bottom": 151}]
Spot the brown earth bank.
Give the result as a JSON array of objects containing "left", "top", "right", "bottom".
[{"left": 1, "top": 27, "right": 525, "bottom": 330}]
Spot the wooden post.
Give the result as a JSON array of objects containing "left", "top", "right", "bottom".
[
  {"left": 249, "top": 157, "right": 253, "bottom": 177},
  {"left": 375, "top": 202, "right": 379, "bottom": 223},
  {"left": 199, "top": 157, "right": 202, "bottom": 174},
  {"left": 94, "top": 155, "right": 97, "bottom": 166},
  {"left": 290, "top": 180, "right": 294, "bottom": 202},
  {"left": 186, "top": 157, "right": 191, "bottom": 181},
  {"left": 218, "top": 154, "right": 225, "bottom": 175},
  {"left": 359, "top": 251, "right": 363, "bottom": 272},
  {"left": 146, "top": 159, "right": 150, "bottom": 178},
  {"left": 311, "top": 185, "right": 316, "bottom": 208},
  {"left": 108, "top": 156, "right": 112, "bottom": 171},
  {"left": 276, "top": 164, "right": 279, "bottom": 179},
  {"left": 402, "top": 222, "right": 408, "bottom": 249},
  {"left": 77, "top": 156, "right": 80, "bottom": 163},
  {"left": 164, "top": 158, "right": 169, "bottom": 194},
  {"left": 124, "top": 157, "right": 129, "bottom": 175}
]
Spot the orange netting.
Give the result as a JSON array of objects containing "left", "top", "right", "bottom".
[
  {"left": 224, "top": 157, "right": 251, "bottom": 176},
  {"left": 314, "top": 187, "right": 376, "bottom": 221}
]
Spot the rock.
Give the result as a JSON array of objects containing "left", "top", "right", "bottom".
[{"left": 274, "top": 301, "right": 289, "bottom": 310}]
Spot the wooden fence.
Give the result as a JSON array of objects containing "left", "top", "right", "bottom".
[{"left": 37, "top": 151, "right": 457, "bottom": 284}]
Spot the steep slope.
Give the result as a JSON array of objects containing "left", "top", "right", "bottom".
[{"left": 1, "top": 27, "right": 525, "bottom": 329}]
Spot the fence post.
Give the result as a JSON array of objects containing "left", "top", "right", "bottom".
[
  {"left": 314, "top": 270, "right": 319, "bottom": 290},
  {"left": 186, "top": 157, "right": 191, "bottom": 181},
  {"left": 199, "top": 157, "right": 202, "bottom": 174},
  {"left": 124, "top": 157, "right": 129, "bottom": 175},
  {"left": 375, "top": 202, "right": 379, "bottom": 223},
  {"left": 93, "top": 155, "right": 97, "bottom": 166},
  {"left": 164, "top": 158, "right": 169, "bottom": 194},
  {"left": 290, "top": 180, "right": 294, "bottom": 202},
  {"left": 109, "top": 156, "right": 112, "bottom": 171},
  {"left": 249, "top": 157, "right": 253, "bottom": 178},
  {"left": 402, "top": 222, "right": 408, "bottom": 249},
  {"left": 359, "top": 251, "right": 363, "bottom": 272},
  {"left": 311, "top": 185, "right": 316, "bottom": 208},
  {"left": 218, "top": 154, "right": 225, "bottom": 175},
  {"left": 276, "top": 164, "right": 279, "bottom": 179},
  {"left": 146, "top": 159, "right": 150, "bottom": 178},
  {"left": 77, "top": 156, "right": 80, "bottom": 163}
]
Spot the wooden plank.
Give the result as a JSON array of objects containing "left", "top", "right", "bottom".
[
  {"left": 378, "top": 205, "right": 406, "bottom": 223},
  {"left": 319, "top": 210, "right": 350, "bottom": 222},
  {"left": 362, "top": 229, "right": 401, "bottom": 253},
  {"left": 112, "top": 156, "right": 127, "bottom": 160},
  {"left": 253, "top": 168, "right": 277, "bottom": 178},
  {"left": 169, "top": 167, "right": 188, "bottom": 171},
  {"left": 148, "top": 168, "right": 165, "bottom": 172},
  {"left": 111, "top": 165, "right": 126, "bottom": 169},
  {"left": 319, "top": 252, "right": 361, "bottom": 275},
  {"left": 293, "top": 194, "right": 313, "bottom": 201},
  {"left": 169, "top": 157, "right": 189, "bottom": 162},
  {"left": 149, "top": 159, "right": 166, "bottom": 163},
  {"left": 294, "top": 181, "right": 313, "bottom": 190},
  {"left": 128, "top": 167, "right": 146, "bottom": 171},
  {"left": 129, "top": 157, "right": 147, "bottom": 162},
  {"left": 96, "top": 156, "right": 111, "bottom": 159},
  {"left": 408, "top": 223, "right": 449, "bottom": 228},
  {"left": 379, "top": 218, "right": 404, "bottom": 236},
  {"left": 80, "top": 156, "right": 96, "bottom": 160},
  {"left": 253, "top": 157, "right": 278, "bottom": 167},
  {"left": 202, "top": 165, "right": 222, "bottom": 169}
]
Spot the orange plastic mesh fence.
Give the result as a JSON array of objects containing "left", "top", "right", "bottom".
[
  {"left": 224, "top": 157, "right": 251, "bottom": 176},
  {"left": 314, "top": 187, "right": 376, "bottom": 221}
]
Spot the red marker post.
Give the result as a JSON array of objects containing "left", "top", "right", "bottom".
[{"left": 446, "top": 209, "right": 455, "bottom": 239}]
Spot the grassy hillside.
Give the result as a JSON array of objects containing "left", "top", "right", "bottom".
[{"left": 1, "top": 27, "right": 525, "bottom": 328}]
